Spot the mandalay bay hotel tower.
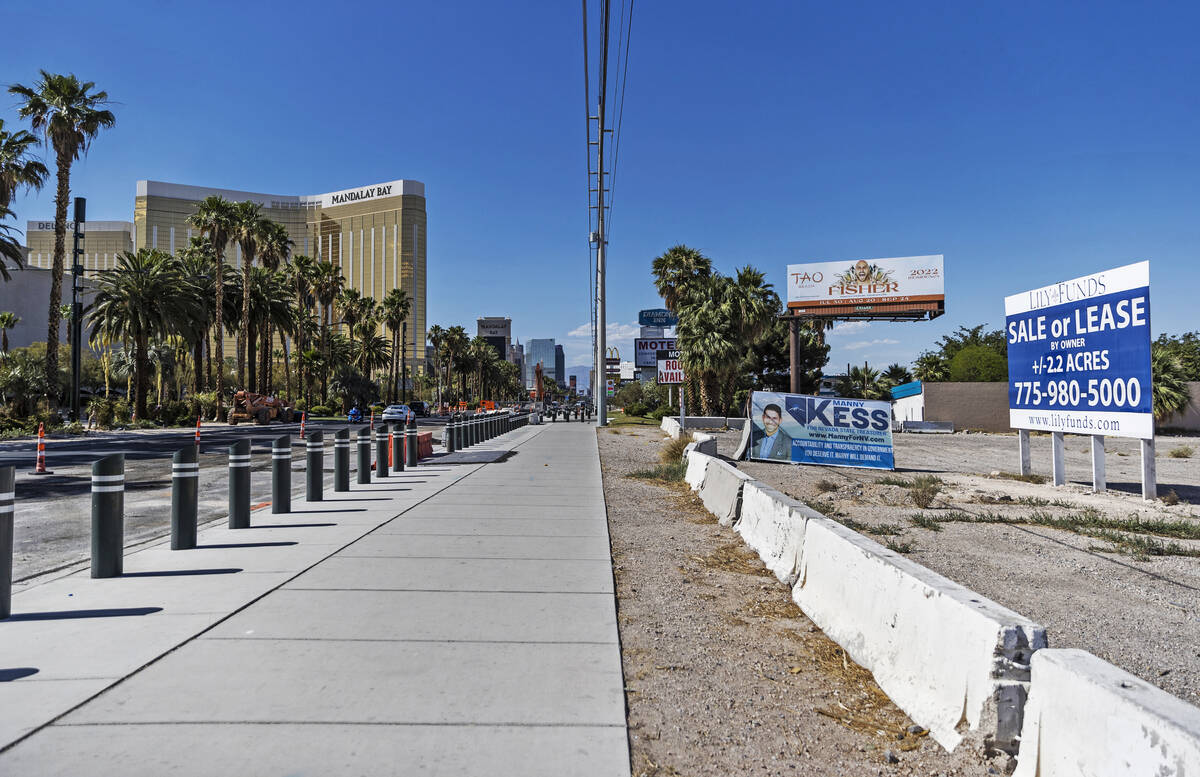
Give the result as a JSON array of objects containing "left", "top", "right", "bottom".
[{"left": 26, "top": 178, "right": 427, "bottom": 376}]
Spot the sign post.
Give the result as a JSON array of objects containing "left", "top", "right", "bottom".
[{"left": 1004, "top": 261, "right": 1153, "bottom": 496}]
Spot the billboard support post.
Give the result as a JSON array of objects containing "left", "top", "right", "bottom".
[
  {"left": 1018, "top": 430, "right": 1032, "bottom": 476},
  {"left": 1051, "top": 433, "right": 1066, "bottom": 486},
  {"left": 1141, "top": 439, "right": 1157, "bottom": 500},
  {"left": 788, "top": 318, "right": 801, "bottom": 394},
  {"left": 1090, "top": 436, "right": 1106, "bottom": 493}
]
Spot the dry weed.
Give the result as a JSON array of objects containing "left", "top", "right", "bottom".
[{"left": 692, "top": 542, "right": 772, "bottom": 577}]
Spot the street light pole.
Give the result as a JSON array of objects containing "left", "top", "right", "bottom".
[{"left": 401, "top": 321, "right": 407, "bottom": 404}]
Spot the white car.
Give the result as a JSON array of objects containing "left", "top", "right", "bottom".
[{"left": 381, "top": 404, "right": 412, "bottom": 422}]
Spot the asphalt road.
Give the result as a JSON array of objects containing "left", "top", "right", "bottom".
[{"left": 1, "top": 418, "right": 448, "bottom": 583}]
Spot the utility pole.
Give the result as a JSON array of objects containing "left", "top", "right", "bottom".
[
  {"left": 70, "top": 197, "right": 86, "bottom": 423},
  {"left": 593, "top": 0, "right": 612, "bottom": 426},
  {"left": 401, "top": 321, "right": 407, "bottom": 404}
]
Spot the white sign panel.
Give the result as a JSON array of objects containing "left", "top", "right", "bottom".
[
  {"left": 657, "top": 349, "right": 684, "bottom": 385},
  {"left": 1004, "top": 261, "right": 1152, "bottom": 439},
  {"left": 787, "top": 255, "right": 944, "bottom": 309},
  {"left": 635, "top": 337, "right": 676, "bottom": 368}
]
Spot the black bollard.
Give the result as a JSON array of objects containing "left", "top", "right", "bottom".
[
  {"left": 357, "top": 426, "right": 371, "bottom": 484},
  {"left": 307, "top": 431, "right": 324, "bottom": 501},
  {"left": 376, "top": 423, "right": 390, "bottom": 478},
  {"left": 91, "top": 453, "right": 124, "bottom": 578},
  {"left": 406, "top": 416, "right": 419, "bottom": 467},
  {"left": 455, "top": 414, "right": 465, "bottom": 449},
  {"left": 271, "top": 434, "right": 291, "bottom": 514},
  {"left": 392, "top": 425, "right": 404, "bottom": 472},
  {"left": 333, "top": 428, "right": 350, "bottom": 492},
  {"left": 468, "top": 413, "right": 477, "bottom": 447},
  {"left": 228, "top": 439, "right": 251, "bottom": 528},
  {"left": 171, "top": 445, "right": 199, "bottom": 550},
  {"left": 445, "top": 417, "right": 456, "bottom": 453},
  {"left": 0, "top": 466, "right": 13, "bottom": 619}
]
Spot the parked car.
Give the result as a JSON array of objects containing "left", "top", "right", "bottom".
[
  {"left": 347, "top": 407, "right": 363, "bottom": 423},
  {"left": 381, "top": 404, "right": 412, "bottom": 422},
  {"left": 408, "top": 401, "right": 428, "bottom": 417}
]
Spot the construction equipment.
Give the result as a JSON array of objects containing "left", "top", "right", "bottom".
[{"left": 228, "top": 391, "right": 295, "bottom": 426}]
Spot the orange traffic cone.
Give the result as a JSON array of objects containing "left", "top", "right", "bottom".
[
  {"left": 31, "top": 422, "right": 53, "bottom": 475},
  {"left": 388, "top": 431, "right": 394, "bottom": 468},
  {"left": 300, "top": 411, "right": 307, "bottom": 439},
  {"left": 194, "top": 416, "right": 202, "bottom": 447},
  {"left": 370, "top": 410, "right": 374, "bottom": 431}
]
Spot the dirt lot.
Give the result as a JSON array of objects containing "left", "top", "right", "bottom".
[
  {"left": 598, "top": 426, "right": 1009, "bottom": 776},
  {"left": 707, "top": 426, "right": 1200, "bottom": 706}
]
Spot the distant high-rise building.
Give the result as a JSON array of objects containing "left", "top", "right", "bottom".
[
  {"left": 510, "top": 342, "right": 525, "bottom": 383},
  {"left": 477, "top": 316, "right": 511, "bottom": 361},
  {"left": 526, "top": 338, "right": 555, "bottom": 388},
  {"left": 554, "top": 345, "right": 565, "bottom": 385}
]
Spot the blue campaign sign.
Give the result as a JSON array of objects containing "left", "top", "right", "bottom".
[
  {"left": 1004, "top": 261, "right": 1152, "bottom": 439},
  {"left": 748, "top": 391, "right": 894, "bottom": 470},
  {"left": 638, "top": 308, "right": 678, "bottom": 327}
]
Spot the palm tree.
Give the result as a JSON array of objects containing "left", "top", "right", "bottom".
[
  {"left": 188, "top": 196, "right": 236, "bottom": 419},
  {"left": 176, "top": 238, "right": 217, "bottom": 394},
  {"left": 257, "top": 221, "right": 293, "bottom": 393},
  {"left": 0, "top": 119, "right": 48, "bottom": 208},
  {"left": 0, "top": 311, "right": 19, "bottom": 353},
  {"left": 839, "top": 362, "right": 889, "bottom": 400},
  {"left": 88, "top": 249, "right": 193, "bottom": 420},
  {"left": 883, "top": 363, "right": 913, "bottom": 387},
  {"left": 381, "top": 288, "right": 411, "bottom": 403},
  {"left": 427, "top": 323, "right": 446, "bottom": 408},
  {"left": 443, "top": 325, "right": 469, "bottom": 402},
  {"left": 285, "top": 254, "right": 317, "bottom": 401},
  {"left": 0, "top": 207, "right": 24, "bottom": 282},
  {"left": 10, "top": 71, "right": 115, "bottom": 401},
  {"left": 1152, "top": 344, "right": 1191, "bottom": 421},
  {"left": 337, "top": 287, "right": 364, "bottom": 356},
  {"left": 311, "top": 260, "right": 345, "bottom": 400},
  {"left": 651, "top": 244, "right": 712, "bottom": 314},
  {"left": 230, "top": 201, "right": 267, "bottom": 390},
  {"left": 468, "top": 336, "right": 499, "bottom": 400}
]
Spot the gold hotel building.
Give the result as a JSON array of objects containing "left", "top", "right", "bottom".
[{"left": 29, "top": 178, "right": 427, "bottom": 374}]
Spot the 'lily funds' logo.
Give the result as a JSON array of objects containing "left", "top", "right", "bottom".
[
  {"left": 829, "top": 259, "right": 898, "bottom": 296},
  {"left": 330, "top": 184, "right": 394, "bottom": 205}
]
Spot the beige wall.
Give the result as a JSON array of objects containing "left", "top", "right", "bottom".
[
  {"left": 922, "top": 382, "right": 1011, "bottom": 432},
  {"left": 1160, "top": 383, "right": 1200, "bottom": 433},
  {"left": 25, "top": 221, "right": 134, "bottom": 278}
]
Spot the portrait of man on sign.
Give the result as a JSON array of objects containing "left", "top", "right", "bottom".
[
  {"left": 750, "top": 402, "right": 793, "bottom": 461},
  {"left": 838, "top": 259, "right": 892, "bottom": 285}
]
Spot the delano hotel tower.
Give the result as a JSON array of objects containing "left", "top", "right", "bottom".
[{"left": 27, "top": 178, "right": 427, "bottom": 373}]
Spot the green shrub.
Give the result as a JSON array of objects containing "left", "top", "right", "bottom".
[
  {"left": 159, "top": 400, "right": 193, "bottom": 426},
  {"left": 649, "top": 406, "right": 680, "bottom": 421},
  {"left": 625, "top": 402, "right": 649, "bottom": 417},
  {"left": 1169, "top": 446, "right": 1194, "bottom": 459},
  {"left": 87, "top": 397, "right": 116, "bottom": 428}
]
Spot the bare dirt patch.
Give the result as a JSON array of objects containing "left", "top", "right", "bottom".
[
  {"left": 599, "top": 426, "right": 1001, "bottom": 776},
  {"left": 705, "top": 427, "right": 1200, "bottom": 706}
]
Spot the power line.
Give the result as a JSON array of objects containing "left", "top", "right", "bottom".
[{"left": 605, "top": 0, "right": 634, "bottom": 233}]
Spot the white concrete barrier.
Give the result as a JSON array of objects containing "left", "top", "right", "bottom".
[
  {"left": 1014, "top": 649, "right": 1200, "bottom": 776},
  {"left": 735, "top": 482, "right": 822, "bottom": 585},
  {"left": 697, "top": 459, "right": 755, "bottom": 527},
  {"left": 792, "top": 517, "right": 1046, "bottom": 752},
  {"left": 684, "top": 450, "right": 713, "bottom": 491},
  {"left": 660, "top": 416, "right": 682, "bottom": 439},
  {"left": 691, "top": 431, "right": 718, "bottom": 456}
]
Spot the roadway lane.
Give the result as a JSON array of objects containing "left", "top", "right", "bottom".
[{"left": 1, "top": 418, "right": 447, "bottom": 583}]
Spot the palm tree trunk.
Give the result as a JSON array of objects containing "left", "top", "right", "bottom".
[
  {"left": 282, "top": 336, "right": 292, "bottom": 401},
  {"left": 193, "top": 339, "right": 203, "bottom": 394},
  {"left": 238, "top": 261, "right": 251, "bottom": 390},
  {"left": 134, "top": 333, "right": 150, "bottom": 421},
  {"left": 247, "top": 319, "right": 257, "bottom": 392},
  {"left": 46, "top": 155, "right": 73, "bottom": 405},
  {"left": 214, "top": 260, "right": 226, "bottom": 421}
]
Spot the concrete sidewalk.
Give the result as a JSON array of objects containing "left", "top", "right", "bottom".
[{"left": 0, "top": 421, "right": 629, "bottom": 776}]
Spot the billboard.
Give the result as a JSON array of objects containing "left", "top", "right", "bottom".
[
  {"left": 787, "top": 255, "right": 944, "bottom": 315},
  {"left": 635, "top": 337, "right": 677, "bottom": 368},
  {"left": 1005, "top": 261, "right": 1152, "bottom": 439},
  {"left": 748, "top": 391, "right": 894, "bottom": 470},
  {"left": 656, "top": 349, "right": 683, "bottom": 385}
]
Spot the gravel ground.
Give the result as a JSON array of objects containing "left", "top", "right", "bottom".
[
  {"left": 705, "top": 426, "right": 1200, "bottom": 705},
  {"left": 598, "top": 426, "right": 1005, "bottom": 776}
]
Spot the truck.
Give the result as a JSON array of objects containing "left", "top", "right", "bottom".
[{"left": 228, "top": 391, "right": 295, "bottom": 425}]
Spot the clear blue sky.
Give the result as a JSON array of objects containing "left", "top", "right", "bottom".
[{"left": 4, "top": 1, "right": 1198, "bottom": 374}]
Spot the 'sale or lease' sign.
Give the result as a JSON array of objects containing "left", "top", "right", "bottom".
[{"left": 1005, "top": 261, "right": 1152, "bottom": 439}]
